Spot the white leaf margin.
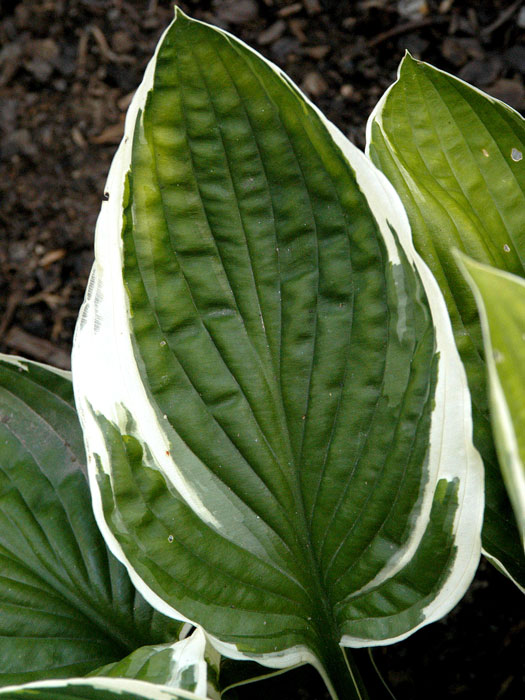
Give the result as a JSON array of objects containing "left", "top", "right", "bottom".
[
  {"left": 366, "top": 56, "right": 525, "bottom": 582},
  {"left": 93, "top": 627, "right": 215, "bottom": 699},
  {"left": 0, "top": 352, "right": 72, "bottom": 381},
  {"left": 166, "top": 627, "right": 209, "bottom": 697},
  {"left": 71, "top": 5, "right": 484, "bottom": 682},
  {"left": 0, "top": 677, "right": 210, "bottom": 700},
  {"left": 455, "top": 254, "right": 525, "bottom": 550}
]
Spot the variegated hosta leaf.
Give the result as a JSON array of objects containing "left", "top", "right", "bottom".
[
  {"left": 0, "top": 355, "right": 180, "bottom": 685},
  {"left": 90, "top": 627, "right": 220, "bottom": 700},
  {"left": 367, "top": 53, "right": 525, "bottom": 588},
  {"left": 72, "top": 10, "right": 483, "bottom": 698},
  {"left": 0, "top": 677, "right": 210, "bottom": 700},
  {"left": 456, "top": 255, "right": 525, "bottom": 549}
]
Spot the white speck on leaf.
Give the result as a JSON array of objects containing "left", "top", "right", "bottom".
[
  {"left": 493, "top": 349, "right": 504, "bottom": 363},
  {"left": 168, "top": 535, "right": 174, "bottom": 543},
  {"left": 482, "top": 148, "right": 489, "bottom": 157},
  {"left": 503, "top": 244, "right": 511, "bottom": 252},
  {"left": 511, "top": 148, "right": 523, "bottom": 162}
]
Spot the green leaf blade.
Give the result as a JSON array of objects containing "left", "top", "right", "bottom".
[
  {"left": 0, "top": 677, "right": 210, "bottom": 700},
  {"left": 89, "top": 627, "right": 219, "bottom": 700},
  {"left": 367, "top": 53, "right": 525, "bottom": 586},
  {"left": 0, "top": 356, "right": 180, "bottom": 685},
  {"left": 73, "top": 11, "right": 483, "bottom": 697},
  {"left": 457, "top": 256, "right": 525, "bottom": 549}
]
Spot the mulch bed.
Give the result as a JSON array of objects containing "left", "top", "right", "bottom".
[{"left": 0, "top": 1, "right": 524, "bottom": 698}]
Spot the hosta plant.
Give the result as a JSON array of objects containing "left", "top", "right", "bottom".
[
  {"left": 367, "top": 54, "right": 525, "bottom": 585},
  {"left": 1, "top": 7, "right": 523, "bottom": 700}
]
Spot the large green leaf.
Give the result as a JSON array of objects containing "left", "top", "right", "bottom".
[
  {"left": 456, "top": 255, "right": 525, "bottom": 549},
  {"left": 0, "top": 677, "right": 210, "bottom": 700},
  {"left": 367, "top": 53, "right": 525, "bottom": 587},
  {"left": 0, "top": 355, "right": 180, "bottom": 685},
  {"left": 72, "top": 10, "right": 483, "bottom": 699}
]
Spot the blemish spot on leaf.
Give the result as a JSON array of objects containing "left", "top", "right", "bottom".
[
  {"left": 503, "top": 244, "right": 511, "bottom": 252},
  {"left": 160, "top": 340, "right": 167, "bottom": 346},
  {"left": 511, "top": 148, "right": 523, "bottom": 162},
  {"left": 167, "top": 535, "right": 174, "bottom": 543},
  {"left": 493, "top": 349, "right": 504, "bottom": 363},
  {"left": 482, "top": 148, "right": 489, "bottom": 157}
]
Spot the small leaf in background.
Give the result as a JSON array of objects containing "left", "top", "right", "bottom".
[
  {"left": 367, "top": 52, "right": 525, "bottom": 588},
  {"left": 72, "top": 10, "right": 483, "bottom": 699},
  {"left": 90, "top": 627, "right": 219, "bottom": 700},
  {"left": 456, "top": 255, "right": 525, "bottom": 550},
  {"left": 0, "top": 356, "right": 181, "bottom": 686}
]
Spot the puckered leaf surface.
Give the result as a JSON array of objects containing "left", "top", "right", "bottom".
[
  {"left": 72, "top": 10, "right": 483, "bottom": 698},
  {"left": 367, "top": 53, "right": 525, "bottom": 588},
  {"left": 0, "top": 356, "right": 180, "bottom": 685},
  {"left": 457, "top": 256, "right": 525, "bottom": 550}
]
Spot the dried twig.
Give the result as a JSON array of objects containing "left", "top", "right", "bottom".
[
  {"left": 76, "top": 24, "right": 133, "bottom": 76},
  {"left": 0, "top": 291, "right": 22, "bottom": 341},
  {"left": 368, "top": 17, "right": 448, "bottom": 48},
  {"left": 89, "top": 25, "right": 134, "bottom": 65},
  {"left": 5, "top": 327, "right": 70, "bottom": 369},
  {"left": 480, "top": 0, "right": 522, "bottom": 38}
]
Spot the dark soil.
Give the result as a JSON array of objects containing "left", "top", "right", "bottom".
[{"left": 0, "top": 1, "right": 524, "bottom": 698}]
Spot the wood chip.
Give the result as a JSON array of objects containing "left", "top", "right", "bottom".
[
  {"left": 278, "top": 3, "right": 302, "bottom": 17},
  {"left": 305, "top": 45, "right": 331, "bottom": 59},
  {"left": 117, "top": 90, "right": 135, "bottom": 111},
  {"left": 289, "top": 19, "right": 307, "bottom": 44},
  {"left": 487, "top": 78, "right": 525, "bottom": 110},
  {"left": 303, "top": 0, "right": 322, "bottom": 16},
  {"left": 368, "top": 17, "right": 446, "bottom": 48},
  {"left": 71, "top": 126, "right": 87, "bottom": 148},
  {"left": 90, "top": 119, "right": 125, "bottom": 144},
  {"left": 89, "top": 25, "right": 134, "bottom": 64},
  {"left": 214, "top": 0, "right": 259, "bottom": 24},
  {"left": 301, "top": 71, "right": 328, "bottom": 97},
  {"left": 340, "top": 84, "right": 356, "bottom": 98},
  {"left": 5, "top": 327, "right": 70, "bottom": 370},
  {"left": 39, "top": 248, "right": 66, "bottom": 268},
  {"left": 76, "top": 29, "right": 89, "bottom": 76},
  {"left": 258, "top": 20, "right": 286, "bottom": 46},
  {"left": 438, "top": 0, "right": 454, "bottom": 12},
  {"left": 397, "top": 0, "right": 429, "bottom": 20},
  {"left": 480, "top": 0, "right": 521, "bottom": 37},
  {"left": 0, "top": 291, "right": 22, "bottom": 340}
]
